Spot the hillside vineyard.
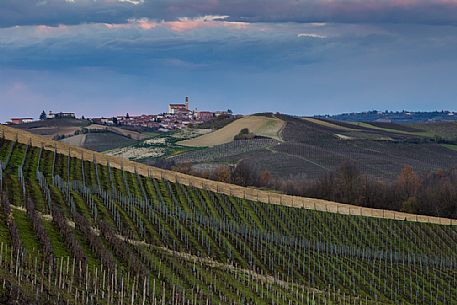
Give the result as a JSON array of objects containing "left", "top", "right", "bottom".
[{"left": 0, "top": 136, "right": 456, "bottom": 304}]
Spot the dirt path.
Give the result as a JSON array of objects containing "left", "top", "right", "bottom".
[
  {"left": 11, "top": 206, "right": 313, "bottom": 290},
  {"left": 124, "top": 238, "right": 323, "bottom": 292}
]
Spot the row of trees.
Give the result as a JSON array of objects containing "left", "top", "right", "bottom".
[{"left": 173, "top": 161, "right": 457, "bottom": 219}]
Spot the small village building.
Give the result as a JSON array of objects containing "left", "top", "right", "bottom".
[
  {"left": 48, "top": 111, "right": 76, "bottom": 119},
  {"left": 92, "top": 117, "right": 114, "bottom": 125},
  {"left": 214, "top": 111, "right": 230, "bottom": 117},
  {"left": 10, "top": 118, "right": 34, "bottom": 125},
  {"left": 195, "top": 111, "right": 214, "bottom": 120}
]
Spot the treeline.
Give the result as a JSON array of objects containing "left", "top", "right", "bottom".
[
  {"left": 300, "top": 163, "right": 457, "bottom": 219},
  {"left": 195, "top": 113, "right": 238, "bottom": 130},
  {"left": 173, "top": 161, "right": 457, "bottom": 219},
  {"left": 53, "top": 127, "right": 135, "bottom": 141}
]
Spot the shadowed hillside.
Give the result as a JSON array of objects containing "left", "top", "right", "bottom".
[{"left": 172, "top": 114, "right": 457, "bottom": 182}]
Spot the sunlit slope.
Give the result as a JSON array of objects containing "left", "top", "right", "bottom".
[{"left": 178, "top": 115, "right": 285, "bottom": 147}]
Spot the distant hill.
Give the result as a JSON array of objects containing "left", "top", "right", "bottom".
[
  {"left": 10, "top": 118, "right": 147, "bottom": 152},
  {"left": 10, "top": 118, "right": 90, "bottom": 138},
  {"left": 317, "top": 110, "right": 457, "bottom": 123}
]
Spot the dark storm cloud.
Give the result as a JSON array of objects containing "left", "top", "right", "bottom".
[
  {"left": 0, "top": 22, "right": 329, "bottom": 73},
  {"left": 2, "top": 0, "right": 457, "bottom": 28}
]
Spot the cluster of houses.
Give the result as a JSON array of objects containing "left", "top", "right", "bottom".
[
  {"left": 91, "top": 97, "right": 230, "bottom": 130},
  {"left": 8, "top": 111, "right": 76, "bottom": 125},
  {"left": 47, "top": 111, "right": 76, "bottom": 119},
  {"left": 7, "top": 97, "right": 230, "bottom": 130},
  {"left": 9, "top": 117, "right": 34, "bottom": 125}
]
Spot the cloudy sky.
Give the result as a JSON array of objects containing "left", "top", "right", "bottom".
[{"left": 1, "top": 0, "right": 457, "bottom": 122}]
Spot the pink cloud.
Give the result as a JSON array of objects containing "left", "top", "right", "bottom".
[
  {"left": 104, "top": 23, "right": 131, "bottom": 29},
  {"left": 137, "top": 20, "right": 158, "bottom": 30},
  {"left": 166, "top": 20, "right": 205, "bottom": 32},
  {"left": 35, "top": 24, "right": 67, "bottom": 34},
  {"left": 165, "top": 16, "right": 248, "bottom": 32},
  {"left": 132, "top": 18, "right": 159, "bottom": 30},
  {"left": 104, "top": 16, "right": 248, "bottom": 32},
  {"left": 104, "top": 18, "right": 158, "bottom": 30}
]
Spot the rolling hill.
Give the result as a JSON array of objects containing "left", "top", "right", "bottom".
[
  {"left": 13, "top": 118, "right": 147, "bottom": 152},
  {"left": 0, "top": 124, "right": 456, "bottom": 304},
  {"left": 178, "top": 115, "right": 285, "bottom": 147},
  {"left": 318, "top": 110, "right": 457, "bottom": 123},
  {"left": 172, "top": 115, "right": 457, "bottom": 182},
  {"left": 62, "top": 132, "right": 137, "bottom": 152},
  {"left": 11, "top": 118, "right": 90, "bottom": 138},
  {"left": 85, "top": 124, "right": 148, "bottom": 141}
]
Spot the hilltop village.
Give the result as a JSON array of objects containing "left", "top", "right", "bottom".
[{"left": 7, "top": 97, "right": 232, "bottom": 131}]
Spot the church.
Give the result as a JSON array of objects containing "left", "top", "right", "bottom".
[{"left": 168, "top": 97, "right": 189, "bottom": 114}]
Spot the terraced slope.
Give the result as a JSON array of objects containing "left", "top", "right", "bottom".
[{"left": 0, "top": 130, "right": 456, "bottom": 304}]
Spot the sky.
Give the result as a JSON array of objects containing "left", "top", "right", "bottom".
[{"left": 1, "top": 1, "right": 457, "bottom": 122}]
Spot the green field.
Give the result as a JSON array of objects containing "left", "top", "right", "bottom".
[
  {"left": 0, "top": 137, "right": 456, "bottom": 304},
  {"left": 350, "top": 122, "right": 434, "bottom": 137},
  {"left": 141, "top": 131, "right": 160, "bottom": 138},
  {"left": 442, "top": 144, "right": 457, "bottom": 151},
  {"left": 412, "top": 122, "right": 457, "bottom": 141},
  {"left": 106, "top": 131, "right": 204, "bottom": 162},
  {"left": 352, "top": 121, "right": 457, "bottom": 141}
]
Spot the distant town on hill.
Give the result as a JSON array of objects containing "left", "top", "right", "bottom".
[{"left": 316, "top": 110, "right": 457, "bottom": 123}]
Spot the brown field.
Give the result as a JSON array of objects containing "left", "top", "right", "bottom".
[
  {"left": 26, "top": 126, "right": 82, "bottom": 138},
  {"left": 12, "top": 118, "right": 90, "bottom": 138},
  {"left": 178, "top": 115, "right": 285, "bottom": 147},
  {"left": 1, "top": 124, "right": 456, "bottom": 225},
  {"left": 86, "top": 124, "right": 148, "bottom": 140},
  {"left": 61, "top": 133, "right": 87, "bottom": 146},
  {"left": 62, "top": 132, "right": 137, "bottom": 151},
  {"left": 303, "top": 118, "right": 354, "bottom": 131}
]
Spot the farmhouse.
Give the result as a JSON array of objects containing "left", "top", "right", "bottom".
[
  {"left": 195, "top": 111, "right": 214, "bottom": 120},
  {"left": 214, "top": 111, "right": 231, "bottom": 117},
  {"left": 168, "top": 96, "right": 189, "bottom": 114},
  {"left": 9, "top": 118, "right": 34, "bottom": 125},
  {"left": 92, "top": 117, "right": 114, "bottom": 125},
  {"left": 48, "top": 111, "right": 76, "bottom": 119}
]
